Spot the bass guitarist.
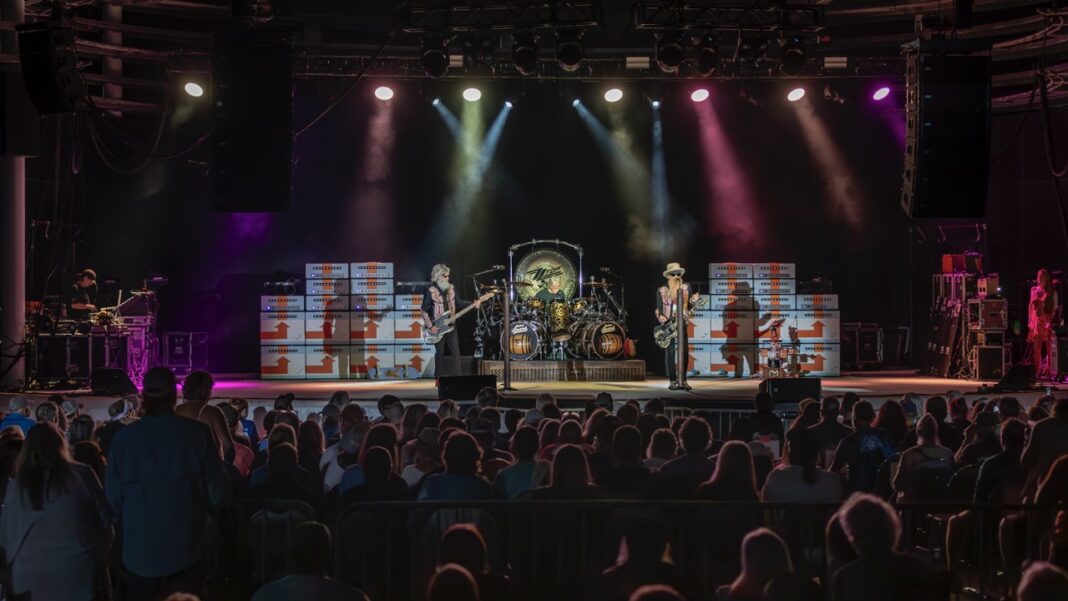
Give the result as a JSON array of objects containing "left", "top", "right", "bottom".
[
  {"left": 421, "top": 264, "right": 481, "bottom": 378},
  {"left": 655, "top": 262, "right": 696, "bottom": 390}
]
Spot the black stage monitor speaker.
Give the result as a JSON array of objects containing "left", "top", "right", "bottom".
[
  {"left": 758, "top": 378, "right": 822, "bottom": 403},
  {"left": 901, "top": 50, "right": 990, "bottom": 219},
  {"left": 994, "top": 363, "right": 1035, "bottom": 392},
  {"left": 211, "top": 28, "right": 292, "bottom": 212},
  {"left": 438, "top": 375, "right": 497, "bottom": 401},
  {"left": 16, "top": 21, "right": 85, "bottom": 115},
  {"left": 91, "top": 368, "right": 138, "bottom": 396}
]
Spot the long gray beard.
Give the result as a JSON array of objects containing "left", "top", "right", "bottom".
[{"left": 435, "top": 278, "right": 452, "bottom": 292}]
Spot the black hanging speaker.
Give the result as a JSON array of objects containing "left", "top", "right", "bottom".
[
  {"left": 901, "top": 44, "right": 990, "bottom": 219},
  {"left": 210, "top": 28, "right": 292, "bottom": 212},
  {"left": 437, "top": 375, "right": 497, "bottom": 401},
  {"left": 90, "top": 368, "right": 138, "bottom": 395},
  {"left": 16, "top": 20, "right": 85, "bottom": 115},
  {"left": 758, "top": 378, "right": 822, "bottom": 403}
]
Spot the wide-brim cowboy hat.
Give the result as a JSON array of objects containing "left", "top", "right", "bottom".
[{"left": 662, "top": 262, "right": 686, "bottom": 278}]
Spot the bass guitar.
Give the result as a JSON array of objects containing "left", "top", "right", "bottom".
[
  {"left": 654, "top": 294, "right": 706, "bottom": 349},
  {"left": 422, "top": 290, "right": 499, "bottom": 344}
]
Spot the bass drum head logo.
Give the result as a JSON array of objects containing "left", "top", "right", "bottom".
[{"left": 515, "top": 249, "right": 577, "bottom": 301}]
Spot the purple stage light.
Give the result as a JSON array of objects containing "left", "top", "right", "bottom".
[
  {"left": 872, "top": 86, "right": 891, "bottom": 101},
  {"left": 691, "top": 89, "right": 709, "bottom": 103}
]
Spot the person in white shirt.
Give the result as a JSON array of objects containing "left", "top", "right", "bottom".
[{"left": 762, "top": 426, "right": 843, "bottom": 503}]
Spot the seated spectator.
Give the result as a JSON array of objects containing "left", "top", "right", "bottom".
[
  {"left": 644, "top": 428, "right": 677, "bottom": 472},
  {"left": 320, "top": 404, "right": 368, "bottom": 491},
  {"left": 587, "top": 414, "right": 621, "bottom": 485},
  {"left": 250, "top": 521, "right": 368, "bottom": 601},
  {"left": 948, "top": 394, "right": 970, "bottom": 432},
  {"left": 529, "top": 444, "right": 606, "bottom": 500},
  {"left": 974, "top": 418, "right": 1027, "bottom": 503},
  {"left": 339, "top": 423, "right": 400, "bottom": 496},
  {"left": 35, "top": 400, "right": 66, "bottom": 432},
  {"left": 341, "top": 447, "right": 408, "bottom": 503},
  {"left": 438, "top": 399, "right": 460, "bottom": 419},
  {"left": 218, "top": 402, "right": 254, "bottom": 478},
  {"left": 503, "top": 409, "right": 523, "bottom": 437},
  {"left": 0, "top": 422, "right": 113, "bottom": 601},
  {"left": 629, "top": 585, "right": 684, "bottom": 601},
  {"left": 439, "top": 523, "right": 511, "bottom": 601},
  {"left": 729, "top": 418, "right": 774, "bottom": 485},
  {"left": 721, "top": 528, "right": 793, "bottom": 601},
  {"left": 471, "top": 418, "right": 513, "bottom": 478},
  {"left": 228, "top": 397, "right": 260, "bottom": 448},
  {"left": 1022, "top": 397, "right": 1068, "bottom": 493},
  {"left": 428, "top": 564, "right": 480, "bottom": 601},
  {"left": 73, "top": 440, "right": 107, "bottom": 484},
  {"left": 830, "top": 401, "right": 897, "bottom": 493},
  {"left": 762, "top": 427, "right": 842, "bottom": 503},
  {"left": 401, "top": 411, "right": 441, "bottom": 465},
  {"left": 250, "top": 443, "right": 321, "bottom": 508},
  {"left": 249, "top": 424, "right": 298, "bottom": 488},
  {"left": 67, "top": 413, "right": 95, "bottom": 446},
  {"left": 751, "top": 392, "right": 785, "bottom": 443},
  {"left": 808, "top": 397, "right": 853, "bottom": 464},
  {"left": 763, "top": 573, "right": 822, "bottom": 601},
  {"left": 419, "top": 431, "right": 493, "bottom": 501},
  {"left": 955, "top": 411, "right": 1002, "bottom": 468},
  {"left": 1017, "top": 561, "right": 1068, "bottom": 601},
  {"left": 603, "top": 425, "right": 652, "bottom": 498},
  {"left": 0, "top": 435, "right": 24, "bottom": 499},
  {"left": 536, "top": 393, "right": 555, "bottom": 410},
  {"left": 376, "top": 394, "right": 404, "bottom": 424},
  {"left": 900, "top": 393, "right": 921, "bottom": 429},
  {"left": 297, "top": 421, "right": 325, "bottom": 482},
  {"left": 618, "top": 403, "right": 640, "bottom": 427},
  {"left": 594, "top": 515, "right": 690, "bottom": 601},
  {"left": 658, "top": 417, "right": 716, "bottom": 496},
  {"left": 253, "top": 405, "right": 267, "bottom": 438},
  {"left": 94, "top": 396, "right": 135, "bottom": 456},
  {"left": 840, "top": 392, "right": 860, "bottom": 429},
  {"left": 476, "top": 386, "right": 499, "bottom": 409},
  {"left": 696, "top": 441, "right": 758, "bottom": 502},
  {"left": 1036, "top": 454, "right": 1068, "bottom": 506},
  {"left": 901, "top": 396, "right": 964, "bottom": 452},
  {"left": 0, "top": 397, "right": 35, "bottom": 436},
  {"left": 273, "top": 392, "right": 295, "bottom": 412},
  {"left": 494, "top": 426, "right": 549, "bottom": 499},
  {"left": 872, "top": 400, "right": 909, "bottom": 447},
  {"left": 789, "top": 398, "right": 821, "bottom": 432},
  {"left": 824, "top": 511, "right": 858, "bottom": 592},
  {"left": 401, "top": 427, "right": 442, "bottom": 488},
  {"left": 892, "top": 415, "right": 955, "bottom": 504},
  {"left": 832, "top": 493, "right": 937, "bottom": 601}
]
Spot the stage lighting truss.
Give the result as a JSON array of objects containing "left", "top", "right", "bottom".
[
  {"left": 462, "top": 35, "right": 496, "bottom": 68},
  {"left": 736, "top": 36, "right": 769, "bottom": 70},
  {"left": 655, "top": 31, "right": 685, "bottom": 73},
  {"left": 695, "top": 35, "right": 719, "bottom": 76},
  {"left": 632, "top": 2, "right": 823, "bottom": 33},
  {"left": 556, "top": 28, "right": 585, "bottom": 72},
  {"left": 779, "top": 33, "right": 806, "bottom": 76},
  {"left": 398, "top": 2, "right": 599, "bottom": 34},
  {"left": 421, "top": 34, "right": 450, "bottom": 78},
  {"left": 512, "top": 32, "right": 539, "bottom": 75}
]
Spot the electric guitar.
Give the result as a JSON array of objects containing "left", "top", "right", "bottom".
[
  {"left": 422, "top": 290, "right": 498, "bottom": 344},
  {"left": 654, "top": 294, "right": 706, "bottom": 348}
]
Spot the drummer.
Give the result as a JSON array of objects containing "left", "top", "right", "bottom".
[
  {"left": 535, "top": 275, "right": 566, "bottom": 304},
  {"left": 68, "top": 268, "right": 99, "bottom": 321}
]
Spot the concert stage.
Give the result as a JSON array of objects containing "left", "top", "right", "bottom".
[{"left": 5, "top": 371, "right": 1057, "bottom": 423}]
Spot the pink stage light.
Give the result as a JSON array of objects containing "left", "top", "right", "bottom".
[
  {"left": 690, "top": 89, "right": 709, "bottom": 102},
  {"left": 872, "top": 86, "right": 891, "bottom": 101},
  {"left": 787, "top": 87, "right": 805, "bottom": 102}
]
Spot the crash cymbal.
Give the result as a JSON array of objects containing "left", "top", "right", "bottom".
[
  {"left": 583, "top": 281, "right": 615, "bottom": 288},
  {"left": 506, "top": 280, "right": 534, "bottom": 287}
]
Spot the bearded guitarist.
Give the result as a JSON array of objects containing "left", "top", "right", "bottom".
[
  {"left": 656, "top": 262, "right": 697, "bottom": 390},
  {"left": 421, "top": 264, "right": 481, "bottom": 378}
]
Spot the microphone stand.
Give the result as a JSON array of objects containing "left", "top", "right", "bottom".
[
  {"left": 500, "top": 278, "right": 515, "bottom": 391},
  {"left": 676, "top": 287, "right": 691, "bottom": 391}
]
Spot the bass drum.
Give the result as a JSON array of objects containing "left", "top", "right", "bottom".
[
  {"left": 570, "top": 320, "right": 626, "bottom": 360},
  {"left": 500, "top": 320, "right": 543, "bottom": 360}
]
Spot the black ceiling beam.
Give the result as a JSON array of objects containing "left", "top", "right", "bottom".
[
  {"left": 632, "top": 2, "right": 824, "bottom": 32},
  {"left": 396, "top": 1, "right": 600, "bottom": 33}
]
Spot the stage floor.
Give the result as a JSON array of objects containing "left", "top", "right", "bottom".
[{"left": 5, "top": 371, "right": 1060, "bottom": 422}]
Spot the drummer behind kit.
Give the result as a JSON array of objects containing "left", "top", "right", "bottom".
[{"left": 424, "top": 290, "right": 500, "bottom": 344}]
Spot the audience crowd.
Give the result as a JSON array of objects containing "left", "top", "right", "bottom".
[{"left": 0, "top": 369, "right": 1067, "bottom": 601}]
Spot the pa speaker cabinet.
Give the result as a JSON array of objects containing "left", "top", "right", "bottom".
[
  {"left": 16, "top": 20, "right": 85, "bottom": 115},
  {"left": 975, "top": 345, "right": 1005, "bottom": 380},
  {"left": 901, "top": 46, "right": 990, "bottom": 219},
  {"left": 91, "top": 368, "right": 138, "bottom": 395},
  {"left": 438, "top": 375, "right": 496, "bottom": 401},
  {"left": 758, "top": 378, "right": 822, "bottom": 403},
  {"left": 211, "top": 28, "right": 292, "bottom": 212}
]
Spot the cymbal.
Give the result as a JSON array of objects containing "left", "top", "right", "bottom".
[
  {"left": 583, "top": 281, "right": 614, "bottom": 288},
  {"left": 505, "top": 281, "right": 534, "bottom": 287}
]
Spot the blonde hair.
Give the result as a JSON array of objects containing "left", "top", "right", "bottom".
[{"left": 431, "top": 264, "right": 450, "bottom": 282}]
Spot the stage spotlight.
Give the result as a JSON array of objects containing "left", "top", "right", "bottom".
[
  {"left": 432, "top": 97, "right": 441, "bottom": 106},
  {"left": 691, "top": 88, "right": 709, "bottom": 102},
  {"left": 462, "top": 87, "right": 481, "bottom": 102},
  {"left": 873, "top": 86, "right": 891, "bottom": 101},
  {"left": 604, "top": 88, "right": 623, "bottom": 103},
  {"left": 651, "top": 100, "right": 661, "bottom": 108},
  {"left": 780, "top": 34, "right": 806, "bottom": 76},
  {"left": 421, "top": 35, "right": 450, "bottom": 78},
  {"left": 737, "top": 37, "right": 769, "bottom": 69},
  {"left": 787, "top": 87, "right": 806, "bottom": 102},
  {"left": 695, "top": 35, "right": 719, "bottom": 76},
  {"left": 183, "top": 82, "right": 204, "bottom": 97},
  {"left": 374, "top": 86, "right": 394, "bottom": 101},
  {"left": 513, "top": 32, "right": 538, "bottom": 75},
  {"left": 571, "top": 98, "right": 581, "bottom": 107},
  {"left": 655, "top": 32, "right": 684, "bottom": 73},
  {"left": 556, "top": 29, "right": 584, "bottom": 72},
  {"left": 505, "top": 100, "right": 514, "bottom": 108}
]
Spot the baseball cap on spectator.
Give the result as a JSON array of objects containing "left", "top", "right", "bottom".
[
  {"left": 61, "top": 399, "right": 82, "bottom": 419},
  {"left": 142, "top": 367, "right": 177, "bottom": 396},
  {"left": 107, "top": 398, "right": 130, "bottom": 420},
  {"left": 901, "top": 397, "right": 919, "bottom": 421},
  {"left": 274, "top": 392, "right": 295, "bottom": 411}
]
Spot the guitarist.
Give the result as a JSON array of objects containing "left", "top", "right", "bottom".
[
  {"left": 421, "top": 264, "right": 480, "bottom": 378},
  {"left": 656, "top": 262, "right": 694, "bottom": 390}
]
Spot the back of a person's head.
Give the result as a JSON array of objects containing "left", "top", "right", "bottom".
[
  {"left": 1001, "top": 418, "right": 1027, "bottom": 450},
  {"left": 949, "top": 395, "right": 969, "bottom": 418},
  {"left": 839, "top": 492, "right": 900, "bottom": 557},
  {"left": 292, "top": 521, "right": 332, "bottom": 575},
  {"left": 648, "top": 428, "right": 677, "bottom": 460},
  {"left": 16, "top": 422, "right": 72, "bottom": 510},
  {"left": 328, "top": 390, "right": 349, "bottom": 408},
  {"left": 841, "top": 391, "right": 860, "bottom": 412},
  {"left": 627, "top": 585, "right": 684, "bottom": 601},
  {"left": 361, "top": 422, "right": 399, "bottom": 462},
  {"left": 267, "top": 442, "right": 299, "bottom": 472},
  {"left": 34, "top": 401, "right": 60, "bottom": 425},
  {"left": 181, "top": 370, "right": 214, "bottom": 402},
  {"left": 440, "top": 417, "right": 466, "bottom": 433},
  {"left": 1053, "top": 397, "right": 1068, "bottom": 418},
  {"left": 595, "top": 414, "right": 622, "bottom": 450},
  {"left": 755, "top": 392, "right": 774, "bottom": 412},
  {"left": 612, "top": 425, "right": 643, "bottom": 465},
  {"left": 924, "top": 396, "right": 948, "bottom": 421},
  {"left": 362, "top": 446, "right": 393, "bottom": 483},
  {"left": 439, "top": 523, "right": 487, "bottom": 575},
  {"left": 679, "top": 417, "right": 712, "bottom": 455},
  {"left": 621, "top": 515, "right": 668, "bottom": 566},
  {"left": 504, "top": 409, "right": 522, "bottom": 433},
  {"left": 298, "top": 420, "right": 325, "bottom": 454},
  {"left": 538, "top": 418, "right": 561, "bottom": 449},
  {"left": 511, "top": 426, "right": 539, "bottom": 461},
  {"left": 541, "top": 403, "right": 562, "bottom": 421},
  {"left": 852, "top": 400, "right": 875, "bottom": 424},
  {"left": 536, "top": 393, "right": 555, "bottom": 410},
  {"left": 595, "top": 391, "right": 613, "bottom": 407},
  {"left": 438, "top": 399, "right": 459, "bottom": 418},
  {"left": 475, "top": 386, "right": 498, "bottom": 408},
  {"left": 617, "top": 403, "right": 639, "bottom": 426},
  {"left": 401, "top": 403, "right": 429, "bottom": 434},
  {"left": 72, "top": 440, "right": 105, "bottom": 475},
  {"left": 551, "top": 444, "right": 591, "bottom": 490},
  {"left": 273, "top": 410, "right": 300, "bottom": 433},
  {"left": 916, "top": 414, "right": 939, "bottom": 445},
  {"left": 268, "top": 423, "right": 297, "bottom": 450},
  {"left": 998, "top": 397, "right": 1022, "bottom": 420},
  {"left": 273, "top": 392, "right": 295, "bottom": 412},
  {"left": 377, "top": 394, "right": 401, "bottom": 415},
  {"left": 443, "top": 431, "right": 481, "bottom": 476},
  {"left": 644, "top": 398, "right": 665, "bottom": 415},
  {"left": 479, "top": 408, "right": 502, "bottom": 432},
  {"left": 428, "top": 564, "right": 480, "bottom": 601},
  {"left": 68, "top": 414, "right": 95, "bottom": 445},
  {"left": 786, "top": 426, "right": 818, "bottom": 470},
  {"left": 738, "top": 528, "right": 793, "bottom": 589},
  {"left": 873, "top": 400, "right": 906, "bottom": 432},
  {"left": 729, "top": 417, "right": 756, "bottom": 443},
  {"left": 340, "top": 403, "right": 367, "bottom": 431},
  {"left": 820, "top": 396, "right": 840, "bottom": 419},
  {"left": 711, "top": 440, "right": 755, "bottom": 491},
  {"left": 1018, "top": 561, "right": 1068, "bottom": 601},
  {"left": 824, "top": 511, "right": 858, "bottom": 565},
  {"left": 558, "top": 419, "right": 584, "bottom": 445},
  {"left": 763, "top": 572, "right": 821, "bottom": 601}
]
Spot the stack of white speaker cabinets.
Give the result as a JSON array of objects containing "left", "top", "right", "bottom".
[
  {"left": 260, "top": 262, "right": 435, "bottom": 380},
  {"left": 688, "top": 263, "right": 841, "bottom": 378}
]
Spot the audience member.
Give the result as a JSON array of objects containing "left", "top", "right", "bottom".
[
  {"left": 250, "top": 521, "right": 369, "bottom": 601},
  {"left": 0, "top": 435, "right": 24, "bottom": 499},
  {"left": 763, "top": 427, "right": 842, "bottom": 503},
  {"left": 901, "top": 395, "right": 964, "bottom": 451},
  {"left": 72, "top": 439, "right": 107, "bottom": 484},
  {"left": 428, "top": 564, "right": 480, "bottom": 601},
  {"left": 67, "top": 413, "right": 95, "bottom": 446},
  {"left": 588, "top": 413, "right": 622, "bottom": 485},
  {"left": 106, "top": 367, "right": 229, "bottom": 600},
  {"left": 722, "top": 528, "right": 793, "bottom": 601},
  {"left": 955, "top": 411, "right": 1002, "bottom": 468},
  {"left": 1022, "top": 398, "right": 1068, "bottom": 492},
  {"left": 763, "top": 572, "right": 822, "bottom": 601},
  {"left": 228, "top": 397, "right": 260, "bottom": 448},
  {"left": 658, "top": 417, "right": 716, "bottom": 496},
  {"left": 840, "top": 392, "right": 860, "bottom": 429},
  {"left": 402, "top": 427, "right": 443, "bottom": 488},
  {"left": 35, "top": 399, "right": 66, "bottom": 432},
  {"left": 871, "top": 400, "right": 909, "bottom": 446},
  {"left": 219, "top": 402, "right": 254, "bottom": 477},
  {"left": 376, "top": 394, "right": 403, "bottom": 424},
  {"left": 419, "top": 431, "right": 493, "bottom": 501},
  {"left": 0, "top": 397, "right": 35, "bottom": 435},
  {"left": 628, "top": 584, "right": 684, "bottom": 601},
  {"left": 342, "top": 446, "right": 408, "bottom": 502},
  {"left": 830, "top": 401, "right": 897, "bottom": 493},
  {"left": 595, "top": 515, "right": 690, "bottom": 601},
  {"left": 320, "top": 403, "right": 368, "bottom": 491},
  {"left": 1017, "top": 561, "right": 1068, "bottom": 601},
  {"left": 808, "top": 397, "right": 853, "bottom": 460},
  {"left": 0, "top": 422, "right": 113, "bottom": 601},
  {"left": 438, "top": 399, "right": 460, "bottom": 419},
  {"left": 438, "top": 523, "right": 511, "bottom": 601},
  {"left": 339, "top": 422, "right": 400, "bottom": 496},
  {"left": 94, "top": 396, "right": 134, "bottom": 456},
  {"left": 974, "top": 418, "right": 1027, "bottom": 503},
  {"left": 948, "top": 395, "right": 970, "bottom": 432},
  {"left": 176, "top": 370, "right": 234, "bottom": 462},
  {"left": 603, "top": 425, "right": 652, "bottom": 498},
  {"left": 476, "top": 386, "right": 499, "bottom": 408},
  {"left": 696, "top": 441, "right": 758, "bottom": 502},
  {"left": 750, "top": 392, "right": 785, "bottom": 443},
  {"left": 494, "top": 426, "right": 548, "bottom": 499},
  {"left": 530, "top": 444, "right": 606, "bottom": 500},
  {"left": 273, "top": 392, "right": 295, "bottom": 412},
  {"left": 892, "top": 414, "right": 954, "bottom": 503},
  {"left": 644, "top": 428, "right": 677, "bottom": 472}
]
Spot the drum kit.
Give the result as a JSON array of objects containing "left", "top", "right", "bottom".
[{"left": 474, "top": 244, "right": 629, "bottom": 362}]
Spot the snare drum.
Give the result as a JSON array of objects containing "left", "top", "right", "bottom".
[{"left": 500, "top": 320, "right": 543, "bottom": 360}]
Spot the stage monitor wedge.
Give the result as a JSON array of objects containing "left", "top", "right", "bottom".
[
  {"left": 758, "top": 378, "right": 822, "bottom": 404},
  {"left": 900, "top": 43, "right": 991, "bottom": 219},
  {"left": 210, "top": 28, "right": 292, "bottom": 212}
]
